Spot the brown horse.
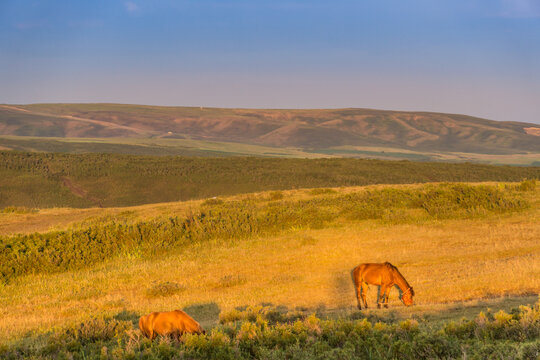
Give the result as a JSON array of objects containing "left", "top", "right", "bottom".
[
  {"left": 139, "top": 310, "right": 205, "bottom": 340},
  {"left": 351, "top": 262, "right": 414, "bottom": 309}
]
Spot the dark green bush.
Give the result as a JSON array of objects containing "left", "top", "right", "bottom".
[
  {"left": 517, "top": 178, "right": 537, "bottom": 192},
  {"left": 1, "top": 206, "right": 37, "bottom": 214},
  {"left": 309, "top": 188, "right": 338, "bottom": 195},
  {"left": 268, "top": 191, "right": 284, "bottom": 201}
]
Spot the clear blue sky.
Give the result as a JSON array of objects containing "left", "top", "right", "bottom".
[{"left": 1, "top": 0, "right": 540, "bottom": 124}]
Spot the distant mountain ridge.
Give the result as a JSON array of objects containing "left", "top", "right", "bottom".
[{"left": 1, "top": 103, "right": 539, "bottom": 154}]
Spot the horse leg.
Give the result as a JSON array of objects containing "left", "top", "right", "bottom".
[
  {"left": 352, "top": 269, "right": 363, "bottom": 310},
  {"left": 354, "top": 279, "right": 363, "bottom": 310},
  {"left": 378, "top": 285, "right": 387, "bottom": 309},
  {"left": 361, "top": 282, "right": 369, "bottom": 308},
  {"left": 383, "top": 286, "right": 391, "bottom": 308},
  {"left": 357, "top": 285, "right": 363, "bottom": 310}
]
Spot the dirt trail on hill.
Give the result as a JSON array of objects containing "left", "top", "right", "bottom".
[
  {"left": 0, "top": 105, "right": 34, "bottom": 113},
  {"left": 61, "top": 177, "right": 103, "bottom": 207},
  {"left": 0, "top": 105, "right": 151, "bottom": 136}
]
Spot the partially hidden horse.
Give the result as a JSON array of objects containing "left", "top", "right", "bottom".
[
  {"left": 139, "top": 310, "right": 205, "bottom": 341},
  {"left": 351, "top": 262, "right": 414, "bottom": 309}
]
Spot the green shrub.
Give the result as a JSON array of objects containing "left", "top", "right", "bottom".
[
  {"left": 1, "top": 206, "right": 37, "bottom": 214},
  {"left": 145, "top": 281, "right": 186, "bottom": 298},
  {"left": 309, "top": 188, "right": 338, "bottom": 195},
  {"left": 517, "top": 178, "right": 537, "bottom": 191},
  {"left": 214, "top": 275, "right": 247, "bottom": 289},
  {"left": 268, "top": 191, "right": 284, "bottom": 201}
]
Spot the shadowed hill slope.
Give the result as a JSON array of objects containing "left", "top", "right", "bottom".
[
  {"left": 1, "top": 104, "right": 539, "bottom": 154},
  {"left": 1, "top": 151, "right": 539, "bottom": 209}
]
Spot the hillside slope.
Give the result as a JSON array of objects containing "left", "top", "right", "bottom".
[
  {"left": 1, "top": 151, "right": 540, "bottom": 209},
  {"left": 1, "top": 104, "right": 539, "bottom": 154}
]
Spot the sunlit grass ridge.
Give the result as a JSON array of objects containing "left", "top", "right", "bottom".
[{"left": 0, "top": 181, "right": 534, "bottom": 283}]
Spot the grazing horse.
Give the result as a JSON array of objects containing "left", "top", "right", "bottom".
[
  {"left": 351, "top": 262, "right": 414, "bottom": 309},
  {"left": 139, "top": 310, "right": 205, "bottom": 340}
]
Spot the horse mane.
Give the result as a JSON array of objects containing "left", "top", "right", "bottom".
[{"left": 384, "top": 262, "right": 412, "bottom": 292}]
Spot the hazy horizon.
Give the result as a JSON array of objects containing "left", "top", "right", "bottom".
[{"left": 1, "top": 0, "right": 540, "bottom": 124}]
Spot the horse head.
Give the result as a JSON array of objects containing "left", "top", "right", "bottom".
[{"left": 401, "top": 287, "right": 414, "bottom": 306}]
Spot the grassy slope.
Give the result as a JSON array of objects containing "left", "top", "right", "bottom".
[
  {"left": 0, "top": 136, "right": 326, "bottom": 158},
  {"left": 0, "top": 182, "right": 538, "bottom": 343},
  {"left": 2, "top": 103, "right": 540, "bottom": 155},
  {"left": 2, "top": 151, "right": 540, "bottom": 209}
]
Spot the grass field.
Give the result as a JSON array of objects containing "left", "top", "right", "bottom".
[
  {"left": 317, "top": 145, "right": 540, "bottom": 165},
  {"left": 0, "top": 181, "right": 538, "bottom": 358},
  {"left": 0, "top": 135, "right": 326, "bottom": 158},
  {"left": 2, "top": 135, "right": 540, "bottom": 165},
  {"left": 2, "top": 209, "right": 538, "bottom": 339}
]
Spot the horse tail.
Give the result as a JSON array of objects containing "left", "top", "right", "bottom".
[
  {"left": 350, "top": 266, "right": 357, "bottom": 287},
  {"left": 350, "top": 265, "right": 363, "bottom": 309},
  {"left": 350, "top": 264, "right": 362, "bottom": 286}
]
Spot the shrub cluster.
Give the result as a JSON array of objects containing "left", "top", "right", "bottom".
[
  {"left": 144, "top": 281, "right": 186, "bottom": 298},
  {"left": 0, "top": 206, "right": 37, "bottom": 214},
  {"left": 2, "top": 298, "right": 539, "bottom": 359},
  {"left": 0, "top": 182, "right": 533, "bottom": 283}
]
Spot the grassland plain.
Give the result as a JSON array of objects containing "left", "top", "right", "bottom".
[
  {"left": 2, "top": 136, "right": 540, "bottom": 165},
  {"left": 0, "top": 135, "right": 326, "bottom": 158},
  {"left": 0, "top": 181, "right": 539, "bottom": 359},
  {"left": 1, "top": 151, "right": 540, "bottom": 209}
]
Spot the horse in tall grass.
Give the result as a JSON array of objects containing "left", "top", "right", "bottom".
[
  {"left": 351, "top": 262, "right": 414, "bottom": 309},
  {"left": 139, "top": 310, "right": 205, "bottom": 341}
]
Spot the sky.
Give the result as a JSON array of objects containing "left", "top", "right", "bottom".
[{"left": 1, "top": 0, "right": 540, "bottom": 124}]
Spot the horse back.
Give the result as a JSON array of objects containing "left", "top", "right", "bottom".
[
  {"left": 140, "top": 310, "right": 204, "bottom": 338},
  {"left": 352, "top": 263, "right": 394, "bottom": 285}
]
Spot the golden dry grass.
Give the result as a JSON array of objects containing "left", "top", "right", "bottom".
[
  {"left": 0, "top": 199, "right": 214, "bottom": 236},
  {"left": 0, "top": 186, "right": 538, "bottom": 342}
]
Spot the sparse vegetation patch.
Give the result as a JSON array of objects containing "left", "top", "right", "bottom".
[
  {"left": 2, "top": 299, "right": 539, "bottom": 359},
  {"left": 145, "top": 282, "right": 186, "bottom": 298}
]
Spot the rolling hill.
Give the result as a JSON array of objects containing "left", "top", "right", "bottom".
[
  {"left": 1, "top": 104, "right": 539, "bottom": 156},
  {"left": 1, "top": 182, "right": 539, "bottom": 358}
]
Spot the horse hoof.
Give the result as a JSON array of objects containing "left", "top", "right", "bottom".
[
  {"left": 384, "top": 304, "right": 389, "bottom": 309},
  {"left": 377, "top": 304, "right": 381, "bottom": 309}
]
